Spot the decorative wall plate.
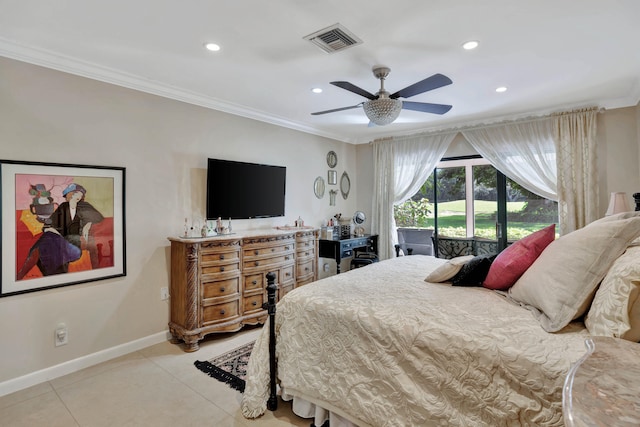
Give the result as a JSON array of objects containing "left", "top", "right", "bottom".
[
  {"left": 340, "top": 171, "right": 350, "bottom": 199},
  {"left": 326, "top": 151, "right": 338, "bottom": 168},
  {"left": 314, "top": 176, "right": 325, "bottom": 199}
]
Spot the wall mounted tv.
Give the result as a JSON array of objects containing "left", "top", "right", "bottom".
[{"left": 206, "top": 158, "right": 286, "bottom": 219}]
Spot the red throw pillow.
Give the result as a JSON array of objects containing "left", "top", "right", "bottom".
[{"left": 483, "top": 224, "right": 556, "bottom": 291}]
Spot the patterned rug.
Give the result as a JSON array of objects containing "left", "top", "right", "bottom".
[{"left": 194, "top": 341, "right": 254, "bottom": 393}]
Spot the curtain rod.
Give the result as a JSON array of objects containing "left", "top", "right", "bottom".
[{"left": 370, "top": 106, "right": 602, "bottom": 144}]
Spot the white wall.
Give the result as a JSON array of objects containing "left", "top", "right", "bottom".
[{"left": 0, "top": 57, "right": 357, "bottom": 388}]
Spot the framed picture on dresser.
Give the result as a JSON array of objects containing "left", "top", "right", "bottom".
[{"left": 0, "top": 159, "right": 126, "bottom": 297}]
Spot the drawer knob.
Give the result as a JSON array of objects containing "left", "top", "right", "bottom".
[
  {"left": 285, "top": 256, "right": 290, "bottom": 260},
  {"left": 285, "top": 246, "right": 290, "bottom": 250},
  {"left": 255, "top": 250, "right": 259, "bottom": 255},
  {"left": 220, "top": 287, "right": 225, "bottom": 292},
  {"left": 252, "top": 280, "right": 257, "bottom": 285},
  {"left": 286, "top": 272, "right": 291, "bottom": 277},
  {"left": 305, "top": 251, "right": 309, "bottom": 256},
  {"left": 220, "top": 309, "right": 226, "bottom": 315},
  {"left": 255, "top": 261, "right": 260, "bottom": 266},
  {"left": 220, "top": 267, "right": 225, "bottom": 272},
  {"left": 220, "top": 254, "right": 225, "bottom": 260},
  {"left": 305, "top": 267, "right": 309, "bottom": 272},
  {"left": 252, "top": 301, "right": 257, "bottom": 306}
]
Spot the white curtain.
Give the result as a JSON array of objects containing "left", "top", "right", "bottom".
[
  {"left": 555, "top": 108, "right": 599, "bottom": 234},
  {"left": 372, "top": 133, "right": 455, "bottom": 259},
  {"left": 461, "top": 118, "right": 557, "bottom": 201}
]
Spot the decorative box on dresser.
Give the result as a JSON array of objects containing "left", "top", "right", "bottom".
[{"left": 168, "top": 228, "right": 318, "bottom": 352}]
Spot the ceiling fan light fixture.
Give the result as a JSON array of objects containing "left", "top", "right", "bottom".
[{"left": 363, "top": 98, "right": 403, "bottom": 126}]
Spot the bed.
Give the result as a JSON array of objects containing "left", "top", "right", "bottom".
[{"left": 241, "top": 212, "right": 640, "bottom": 427}]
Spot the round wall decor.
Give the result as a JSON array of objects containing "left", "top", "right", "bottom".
[{"left": 326, "top": 151, "right": 338, "bottom": 168}]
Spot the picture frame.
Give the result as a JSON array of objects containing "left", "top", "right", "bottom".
[
  {"left": 1, "top": 160, "right": 126, "bottom": 297},
  {"left": 328, "top": 170, "right": 337, "bottom": 185}
]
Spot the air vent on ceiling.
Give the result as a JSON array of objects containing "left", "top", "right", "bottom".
[{"left": 303, "top": 23, "right": 363, "bottom": 54}]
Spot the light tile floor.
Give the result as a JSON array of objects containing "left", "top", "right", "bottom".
[{"left": 0, "top": 326, "right": 309, "bottom": 427}]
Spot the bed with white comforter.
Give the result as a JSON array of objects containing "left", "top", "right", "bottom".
[{"left": 241, "top": 255, "right": 592, "bottom": 426}]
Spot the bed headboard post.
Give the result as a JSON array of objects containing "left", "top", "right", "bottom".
[
  {"left": 634, "top": 193, "right": 640, "bottom": 211},
  {"left": 263, "top": 271, "right": 278, "bottom": 411}
]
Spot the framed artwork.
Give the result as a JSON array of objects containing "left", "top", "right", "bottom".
[
  {"left": 1, "top": 160, "right": 126, "bottom": 297},
  {"left": 327, "top": 170, "right": 337, "bottom": 185}
]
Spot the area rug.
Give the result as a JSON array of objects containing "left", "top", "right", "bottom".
[{"left": 194, "top": 341, "right": 254, "bottom": 393}]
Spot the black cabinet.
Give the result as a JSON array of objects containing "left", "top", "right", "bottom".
[{"left": 318, "top": 235, "right": 378, "bottom": 274}]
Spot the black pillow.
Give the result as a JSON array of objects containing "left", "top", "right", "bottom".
[{"left": 450, "top": 254, "right": 497, "bottom": 287}]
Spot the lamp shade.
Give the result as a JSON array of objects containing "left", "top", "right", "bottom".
[
  {"left": 605, "top": 192, "right": 631, "bottom": 216},
  {"left": 363, "top": 98, "right": 402, "bottom": 126}
]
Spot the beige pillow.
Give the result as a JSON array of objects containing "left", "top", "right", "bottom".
[
  {"left": 425, "top": 255, "right": 474, "bottom": 283},
  {"left": 585, "top": 245, "right": 640, "bottom": 342},
  {"left": 508, "top": 215, "right": 640, "bottom": 332}
]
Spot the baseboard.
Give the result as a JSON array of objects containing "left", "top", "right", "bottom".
[{"left": 0, "top": 330, "right": 171, "bottom": 397}]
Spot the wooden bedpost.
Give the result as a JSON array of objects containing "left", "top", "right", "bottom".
[{"left": 263, "top": 271, "right": 278, "bottom": 411}]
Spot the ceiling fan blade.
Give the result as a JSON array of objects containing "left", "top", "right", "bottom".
[
  {"left": 330, "top": 81, "right": 377, "bottom": 100},
  {"left": 311, "top": 103, "right": 363, "bottom": 115},
  {"left": 401, "top": 101, "right": 452, "bottom": 115},
  {"left": 390, "top": 73, "right": 453, "bottom": 99}
]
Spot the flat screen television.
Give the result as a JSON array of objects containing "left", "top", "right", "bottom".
[{"left": 206, "top": 158, "right": 286, "bottom": 219}]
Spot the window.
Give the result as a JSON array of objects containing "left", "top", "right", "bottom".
[{"left": 394, "top": 156, "right": 558, "bottom": 253}]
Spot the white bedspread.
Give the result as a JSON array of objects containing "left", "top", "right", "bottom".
[{"left": 242, "top": 255, "right": 591, "bottom": 426}]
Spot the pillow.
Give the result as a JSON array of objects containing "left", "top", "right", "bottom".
[
  {"left": 424, "top": 255, "right": 474, "bottom": 283},
  {"left": 483, "top": 224, "right": 555, "bottom": 291},
  {"left": 587, "top": 211, "right": 640, "bottom": 224},
  {"left": 450, "top": 254, "right": 496, "bottom": 287},
  {"left": 585, "top": 245, "right": 640, "bottom": 342},
  {"left": 508, "top": 215, "right": 640, "bottom": 332}
]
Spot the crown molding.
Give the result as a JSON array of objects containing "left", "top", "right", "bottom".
[{"left": 0, "top": 37, "right": 352, "bottom": 143}]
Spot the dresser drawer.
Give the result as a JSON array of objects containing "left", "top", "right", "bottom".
[
  {"left": 200, "top": 249, "right": 240, "bottom": 264},
  {"left": 202, "top": 300, "right": 239, "bottom": 324},
  {"left": 281, "top": 264, "right": 295, "bottom": 284},
  {"left": 202, "top": 277, "right": 239, "bottom": 299},
  {"left": 296, "top": 245, "right": 315, "bottom": 259},
  {"left": 244, "top": 253, "right": 294, "bottom": 270},
  {"left": 201, "top": 261, "right": 240, "bottom": 275},
  {"left": 279, "top": 283, "right": 294, "bottom": 299},
  {"left": 296, "top": 276, "right": 315, "bottom": 287},
  {"left": 243, "top": 294, "right": 264, "bottom": 314},
  {"left": 297, "top": 259, "right": 315, "bottom": 278},
  {"left": 244, "top": 273, "right": 265, "bottom": 291},
  {"left": 244, "top": 242, "right": 294, "bottom": 258}
]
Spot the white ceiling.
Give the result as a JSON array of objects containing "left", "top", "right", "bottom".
[{"left": 1, "top": 0, "right": 639, "bottom": 144}]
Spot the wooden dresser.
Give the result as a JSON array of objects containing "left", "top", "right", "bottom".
[{"left": 168, "top": 229, "right": 318, "bottom": 351}]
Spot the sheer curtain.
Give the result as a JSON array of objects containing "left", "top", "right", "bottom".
[
  {"left": 372, "top": 133, "right": 455, "bottom": 259},
  {"left": 461, "top": 118, "right": 557, "bottom": 201},
  {"left": 555, "top": 108, "right": 599, "bottom": 234}
]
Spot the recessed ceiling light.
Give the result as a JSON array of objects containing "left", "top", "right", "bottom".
[
  {"left": 204, "top": 42, "right": 221, "bottom": 52},
  {"left": 496, "top": 86, "right": 508, "bottom": 93},
  {"left": 462, "top": 40, "right": 479, "bottom": 50},
  {"left": 311, "top": 88, "right": 323, "bottom": 94}
]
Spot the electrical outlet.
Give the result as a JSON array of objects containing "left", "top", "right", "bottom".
[
  {"left": 160, "top": 287, "right": 170, "bottom": 300},
  {"left": 55, "top": 323, "right": 68, "bottom": 347}
]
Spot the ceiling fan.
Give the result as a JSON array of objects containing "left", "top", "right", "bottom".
[{"left": 312, "top": 65, "right": 453, "bottom": 126}]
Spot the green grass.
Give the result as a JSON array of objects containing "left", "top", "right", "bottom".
[
  {"left": 437, "top": 200, "right": 525, "bottom": 214},
  {"left": 412, "top": 200, "right": 556, "bottom": 240}
]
